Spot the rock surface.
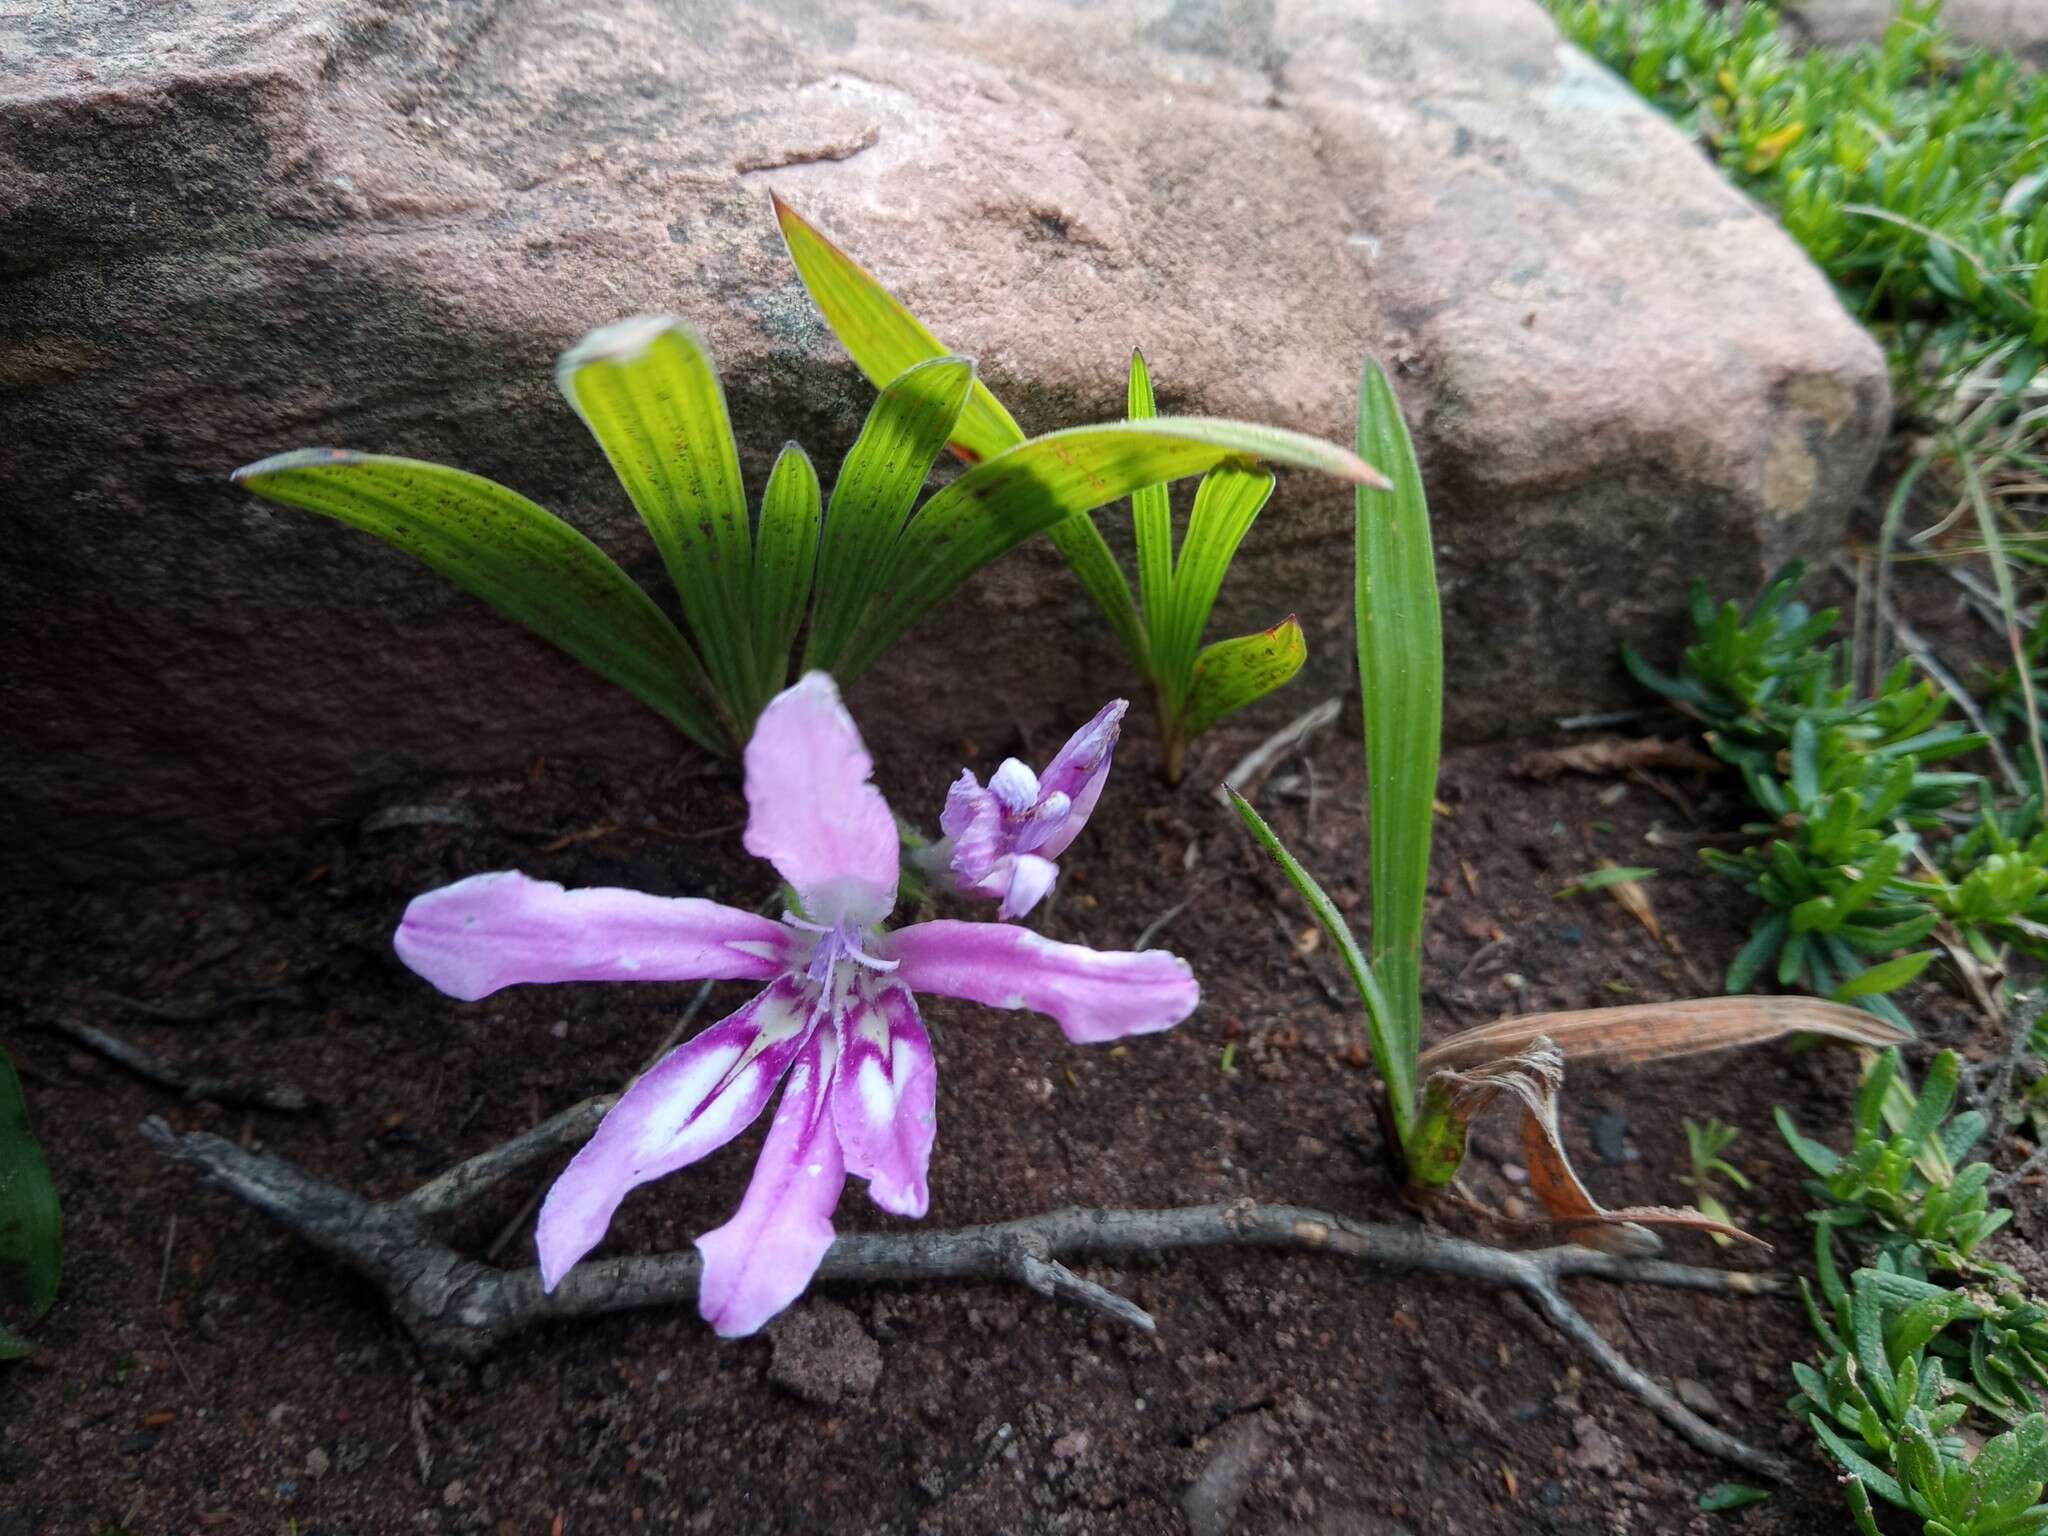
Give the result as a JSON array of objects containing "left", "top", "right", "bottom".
[
  {"left": 1785, "top": 1, "right": 2048, "bottom": 64},
  {"left": 2, "top": 0, "right": 1888, "bottom": 882},
  {"left": 764, "top": 1300, "right": 883, "bottom": 1406}
]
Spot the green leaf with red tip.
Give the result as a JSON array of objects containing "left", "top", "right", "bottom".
[{"left": 1179, "top": 617, "right": 1307, "bottom": 739}]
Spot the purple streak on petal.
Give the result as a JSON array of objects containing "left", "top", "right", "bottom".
[
  {"left": 831, "top": 980, "right": 936, "bottom": 1218},
  {"left": 695, "top": 1015, "right": 847, "bottom": 1336},
  {"left": 534, "top": 976, "right": 813, "bottom": 1291},
  {"left": 940, "top": 772, "right": 1003, "bottom": 884},
  {"left": 997, "top": 854, "right": 1058, "bottom": 920},
  {"left": 1035, "top": 700, "right": 1127, "bottom": 860},
  {"left": 887, "top": 919, "right": 1198, "bottom": 1043},
  {"left": 743, "top": 673, "right": 899, "bottom": 927},
  {"left": 394, "top": 871, "right": 792, "bottom": 1003}
]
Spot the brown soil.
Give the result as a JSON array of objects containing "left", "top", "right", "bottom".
[{"left": 0, "top": 702, "right": 2015, "bottom": 1536}]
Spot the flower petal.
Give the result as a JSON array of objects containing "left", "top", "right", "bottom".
[
  {"left": 997, "top": 854, "right": 1058, "bottom": 920},
  {"left": 831, "top": 979, "right": 936, "bottom": 1218},
  {"left": 395, "top": 871, "right": 792, "bottom": 1002},
  {"left": 534, "top": 976, "right": 813, "bottom": 1291},
  {"left": 941, "top": 774, "right": 1004, "bottom": 885},
  {"left": 743, "top": 673, "right": 898, "bottom": 926},
  {"left": 1036, "top": 699, "right": 1127, "bottom": 860},
  {"left": 887, "top": 920, "right": 1198, "bottom": 1043},
  {"left": 695, "top": 1016, "right": 847, "bottom": 1336}
]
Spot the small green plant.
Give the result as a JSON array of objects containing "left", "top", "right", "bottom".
[
  {"left": 777, "top": 198, "right": 1339, "bottom": 783},
  {"left": 1680, "top": 1117, "right": 1752, "bottom": 1245},
  {"left": 1781, "top": 1047, "right": 2048, "bottom": 1532},
  {"left": 239, "top": 213, "right": 1379, "bottom": 756},
  {"left": 0, "top": 1049, "right": 60, "bottom": 1360},
  {"left": 1628, "top": 562, "right": 2014, "bottom": 1023},
  {"left": 1780, "top": 1049, "right": 2009, "bottom": 1276}
]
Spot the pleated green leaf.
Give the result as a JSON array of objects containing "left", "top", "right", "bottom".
[
  {"left": 1227, "top": 789, "right": 1410, "bottom": 1142},
  {"left": 838, "top": 417, "right": 1386, "bottom": 680},
  {"left": 232, "top": 451, "right": 729, "bottom": 751},
  {"left": 1180, "top": 618, "right": 1307, "bottom": 739},
  {"left": 0, "top": 1049, "right": 61, "bottom": 1331},
  {"left": 1354, "top": 357, "right": 1440, "bottom": 1096},
  {"left": 1127, "top": 349, "right": 1174, "bottom": 646},
  {"left": 805, "top": 356, "right": 977, "bottom": 671},
  {"left": 773, "top": 194, "right": 1026, "bottom": 465},
  {"left": 750, "top": 442, "right": 822, "bottom": 707},
  {"left": 1164, "top": 465, "right": 1276, "bottom": 701},
  {"left": 556, "top": 317, "right": 757, "bottom": 713}
]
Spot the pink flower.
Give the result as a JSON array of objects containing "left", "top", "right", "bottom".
[
  {"left": 939, "top": 700, "right": 1127, "bottom": 919},
  {"left": 393, "top": 676, "right": 1195, "bottom": 1336}
]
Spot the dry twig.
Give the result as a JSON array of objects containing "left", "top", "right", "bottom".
[
  {"left": 47, "top": 1017, "right": 312, "bottom": 1112},
  {"left": 144, "top": 1115, "right": 1789, "bottom": 1478}
]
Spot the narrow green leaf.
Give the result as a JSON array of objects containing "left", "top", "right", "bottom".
[
  {"left": 1164, "top": 465, "right": 1277, "bottom": 704},
  {"left": 1046, "top": 513, "right": 1148, "bottom": 678},
  {"left": 1227, "top": 788, "right": 1410, "bottom": 1142},
  {"left": 750, "top": 442, "right": 822, "bottom": 706},
  {"left": 232, "top": 451, "right": 729, "bottom": 751},
  {"left": 0, "top": 1050, "right": 60, "bottom": 1324},
  {"left": 1727, "top": 911, "right": 1792, "bottom": 992},
  {"left": 1179, "top": 619, "right": 1308, "bottom": 739},
  {"left": 804, "top": 356, "right": 977, "bottom": 671},
  {"left": 1831, "top": 949, "right": 1937, "bottom": 1001},
  {"left": 1813, "top": 1419, "right": 1907, "bottom": 1508},
  {"left": 772, "top": 193, "right": 1026, "bottom": 464},
  {"left": 1354, "top": 357, "right": 1440, "bottom": 1092},
  {"left": 0, "top": 1322, "right": 31, "bottom": 1361},
  {"left": 1699, "top": 1483, "right": 1770, "bottom": 1513},
  {"left": 838, "top": 418, "right": 1384, "bottom": 680},
  {"left": 1127, "top": 349, "right": 1174, "bottom": 650}
]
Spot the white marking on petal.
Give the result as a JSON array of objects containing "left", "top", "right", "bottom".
[
  {"left": 857, "top": 1057, "right": 896, "bottom": 1126},
  {"left": 631, "top": 1043, "right": 744, "bottom": 1148},
  {"left": 729, "top": 940, "right": 785, "bottom": 962},
  {"left": 618, "top": 954, "right": 641, "bottom": 972}
]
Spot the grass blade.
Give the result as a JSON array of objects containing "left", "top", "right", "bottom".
[
  {"left": 556, "top": 317, "right": 757, "bottom": 716},
  {"left": 232, "top": 451, "right": 729, "bottom": 751},
  {"left": 750, "top": 442, "right": 822, "bottom": 707},
  {"left": 0, "top": 1049, "right": 60, "bottom": 1325},
  {"left": 1180, "top": 619, "right": 1308, "bottom": 740},
  {"left": 1227, "top": 788, "right": 1410, "bottom": 1140},
  {"left": 838, "top": 417, "right": 1385, "bottom": 680},
  {"left": 804, "top": 356, "right": 977, "bottom": 671},
  {"left": 1354, "top": 358, "right": 1440, "bottom": 1078},
  {"left": 772, "top": 193, "right": 1026, "bottom": 464},
  {"left": 1165, "top": 465, "right": 1277, "bottom": 703}
]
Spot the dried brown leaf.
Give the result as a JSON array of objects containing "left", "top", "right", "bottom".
[
  {"left": 1418, "top": 995, "right": 1909, "bottom": 1075},
  {"left": 1434, "top": 1039, "right": 1761, "bottom": 1253},
  {"left": 1512, "top": 736, "right": 1718, "bottom": 782}
]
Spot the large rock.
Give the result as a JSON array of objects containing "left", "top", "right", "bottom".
[
  {"left": 2, "top": 0, "right": 1888, "bottom": 884},
  {"left": 1785, "top": 1, "right": 2048, "bottom": 64}
]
